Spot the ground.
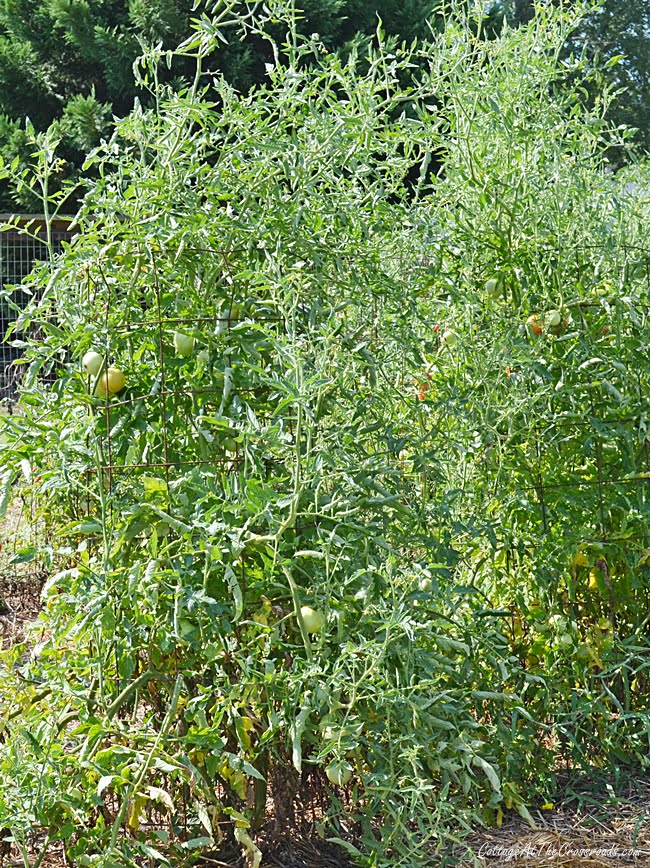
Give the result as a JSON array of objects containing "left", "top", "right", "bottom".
[
  {"left": 463, "top": 784, "right": 650, "bottom": 866},
  {"left": 5, "top": 790, "right": 649, "bottom": 867},
  {"left": 0, "top": 500, "right": 45, "bottom": 652}
]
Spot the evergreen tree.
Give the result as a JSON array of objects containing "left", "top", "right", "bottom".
[
  {"left": 0, "top": 0, "right": 442, "bottom": 209},
  {"left": 0, "top": 0, "right": 196, "bottom": 209},
  {"left": 570, "top": 0, "right": 650, "bottom": 154}
]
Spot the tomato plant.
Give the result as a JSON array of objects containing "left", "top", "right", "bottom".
[{"left": 0, "top": 3, "right": 649, "bottom": 868}]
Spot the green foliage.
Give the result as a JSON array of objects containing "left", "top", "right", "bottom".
[
  {"left": 488, "top": 0, "right": 650, "bottom": 154},
  {"left": 0, "top": 2, "right": 649, "bottom": 867},
  {"left": 406, "top": 3, "right": 650, "bottom": 776},
  {"left": 60, "top": 91, "right": 113, "bottom": 155},
  {"left": 0, "top": 0, "right": 647, "bottom": 210}
]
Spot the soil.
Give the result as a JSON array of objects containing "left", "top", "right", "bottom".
[
  {"left": 0, "top": 500, "right": 46, "bottom": 650},
  {"left": 3, "top": 835, "right": 356, "bottom": 868},
  {"left": 0, "top": 573, "right": 43, "bottom": 648},
  {"left": 13, "top": 800, "right": 650, "bottom": 867},
  {"left": 461, "top": 776, "right": 650, "bottom": 866}
]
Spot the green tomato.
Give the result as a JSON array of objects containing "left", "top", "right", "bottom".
[
  {"left": 325, "top": 760, "right": 353, "bottom": 787},
  {"left": 173, "top": 331, "right": 195, "bottom": 356},
  {"left": 575, "top": 643, "right": 593, "bottom": 662},
  {"left": 300, "top": 606, "right": 324, "bottom": 634},
  {"left": 441, "top": 329, "right": 458, "bottom": 348},
  {"left": 547, "top": 310, "right": 562, "bottom": 328},
  {"left": 228, "top": 303, "right": 246, "bottom": 321},
  {"left": 222, "top": 437, "right": 238, "bottom": 454},
  {"left": 82, "top": 351, "right": 103, "bottom": 376},
  {"left": 629, "top": 262, "right": 646, "bottom": 281}
]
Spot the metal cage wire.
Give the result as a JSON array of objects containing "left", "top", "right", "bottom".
[{"left": 0, "top": 216, "right": 75, "bottom": 401}]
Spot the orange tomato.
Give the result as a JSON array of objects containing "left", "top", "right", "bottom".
[{"left": 526, "top": 315, "right": 543, "bottom": 336}]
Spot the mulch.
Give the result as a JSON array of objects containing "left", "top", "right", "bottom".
[
  {"left": 462, "top": 776, "right": 650, "bottom": 866},
  {"left": 195, "top": 835, "right": 356, "bottom": 867},
  {"left": 5, "top": 835, "right": 355, "bottom": 868},
  {"left": 0, "top": 572, "right": 44, "bottom": 650},
  {"left": 0, "top": 496, "right": 46, "bottom": 650},
  {"left": 14, "top": 791, "right": 650, "bottom": 867}
]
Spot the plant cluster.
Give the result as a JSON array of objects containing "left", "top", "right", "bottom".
[{"left": 0, "top": 2, "right": 649, "bottom": 867}]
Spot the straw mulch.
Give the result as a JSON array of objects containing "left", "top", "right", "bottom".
[{"left": 464, "top": 777, "right": 650, "bottom": 866}]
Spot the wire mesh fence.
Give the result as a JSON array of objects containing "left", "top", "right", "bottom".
[
  {"left": 0, "top": 216, "right": 76, "bottom": 628},
  {"left": 0, "top": 215, "right": 75, "bottom": 403}
]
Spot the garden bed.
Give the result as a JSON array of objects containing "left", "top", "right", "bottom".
[
  {"left": 0, "top": 500, "right": 45, "bottom": 651},
  {"left": 7, "top": 835, "right": 355, "bottom": 868},
  {"left": 1, "top": 526, "right": 649, "bottom": 867}
]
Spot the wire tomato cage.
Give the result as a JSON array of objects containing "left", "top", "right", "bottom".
[
  {"left": 402, "top": 240, "right": 650, "bottom": 617},
  {"left": 73, "top": 238, "right": 295, "bottom": 544},
  {"left": 5, "top": 224, "right": 650, "bottom": 619}
]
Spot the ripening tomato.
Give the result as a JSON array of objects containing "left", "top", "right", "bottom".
[
  {"left": 526, "top": 315, "right": 543, "bottom": 336},
  {"left": 95, "top": 367, "right": 126, "bottom": 397},
  {"left": 107, "top": 367, "right": 126, "bottom": 393},
  {"left": 94, "top": 375, "right": 108, "bottom": 398}
]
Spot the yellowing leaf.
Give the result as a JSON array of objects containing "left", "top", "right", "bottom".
[
  {"left": 234, "top": 826, "right": 262, "bottom": 868},
  {"left": 128, "top": 794, "right": 148, "bottom": 831}
]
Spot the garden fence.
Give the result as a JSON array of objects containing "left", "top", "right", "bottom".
[{"left": 0, "top": 215, "right": 75, "bottom": 402}]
